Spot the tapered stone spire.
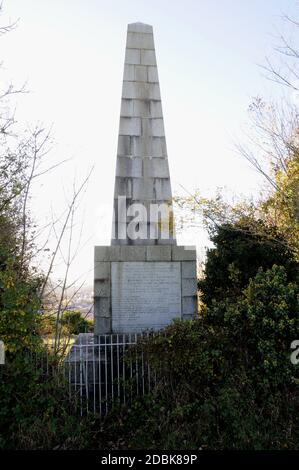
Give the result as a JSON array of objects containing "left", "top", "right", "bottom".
[{"left": 112, "top": 22, "right": 176, "bottom": 245}]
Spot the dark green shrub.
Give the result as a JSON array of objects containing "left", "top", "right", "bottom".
[
  {"left": 102, "top": 265, "right": 299, "bottom": 450},
  {"left": 199, "top": 218, "right": 298, "bottom": 305}
]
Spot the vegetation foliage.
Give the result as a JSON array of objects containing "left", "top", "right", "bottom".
[{"left": 0, "top": 4, "right": 298, "bottom": 451}]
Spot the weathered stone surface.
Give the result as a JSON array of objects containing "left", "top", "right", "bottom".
[
  {"left": 150, "top": 101, "right": 163, "bottom": 117},
  {"left": 117, "top": 135, "right": 131, "bottom": 156},
  {"left": 120, "top": 99, "right": 134, "bottom": 117},
  {"left": 95, "top": 316, "right": 111, "bottom": 334},
  {"left": 135, "top": 65, "right": 148, "bottom": 82},
  {"left": 152, "top": 178, "right": 172, "bottom": 200},
  {"left": 172, "top": 246, "right": 197, "bottom": 261},
  {"left": 148, "top": 66, "right": 159, "bottom": 83},
  {"left": 133, "top": 100, "right": 150, "bottom": 117},
  {"left": 128, "top": 22, "right": 153, "bottom": 34},
  {"left": 113, "top": 177, "right": 133, "bottom": 197},
  {"left": 119, "top": 116, "right": 141, "bottom": 136},
  {"left": 143, "top": 158, "right": 169, "bottom": 178},
  {"left": 182, "top": 261, "right": 196, "bottom": 279},
  {"left": 152, "top": 137, "right": 167, "bottom": 157},
  {"left": 94, "top": 297, "right": 110, "bottom": 317},
  {"left": 94, "top": 261, "right": 110, "bottom": 279},
  {"left": 95, "top": 246, "right": 120, "bottom": 262},
  {"left": 116, "top": 157, "right": 142, "bottom": 178},
  {"left": 125, "top": 48, "right": 140, "bottom": 64},
  {"left": 131, "top": 136, "right": 153, "bottom": 156},
  {"left": 146, "top": 245, "right": 171, "bottom": 261},
  {"left": 123, "top": 64, "right": 135, "bottom": 81},
  {"left": 126, "top": 32, "right": 155, "bottom": 50},
  {"left": 94, "top": 279, "right": 110, "bottom": 297},
  {"left": 182, "top": 296, "right": 197, "bottom": 315},
  {"left": 151, "top": 118, "right": 165, "bottom": 137},
  {"left": 122, "top": 81, "right": 160, "bottom": 100},
  {"left": 141, "top": 49, "right": 156, "bottom": 65},
  {"left": 111, "top": 262, "right": 181, "bottom": 332},
  {"left": 182, "top": 278, "right": 197, "bottom": 296},
  {"left": 132, "top": 177, "right": 155, "bottom": 200},
  {"left": 120, "top": 245, "right": 147, "bottom": 261}
]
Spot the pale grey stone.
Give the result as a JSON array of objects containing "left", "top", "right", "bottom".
[
  {"left": 132, "top": 177, "right": 155, "bottom": 200},
  {"left": 127, "top": 236, "right": 156, "bottom": 245},
  {"left": 152, "top": 137, "right": 167, "bottom": 157},
  {"left": 113, "top": 177, "right": 133, "bottom": 197},
  {"left": 127, "top": 32, "right": 155, "bottom": 50},
  {"left": 117, "top": 135, "right": 131, "bottom": 156},
  {"left": 146, "top": 245, "right": 171, "bottom": 261},
  {"left": 113, "top": 222, "right": 128, "bottom": 242},
  {"left": 182, "top": 296, "right": 197, "bottom": 315},
  {"left": 131, "top": 136, "right": 153, "bottom": 156},
  {"left": 111, "top": 261, "right": 181, "bottom": 332},
  {"left": 94, "top": 246, "right": 120, "bottom": 262},
  {"left": 131, "top": 178, "right": 171, "bottom": 201},
  {"left": 94, "top": 261, "right": 110, "bottom": 280},
  {"left": 141, "top": 49, "right": 156, "bottom": 65},
  {"left": 95, "top": 316, "right": 111, "bottom": 334},
  {"left": 148, "top": 66, "right": 159, "bottom": 83},
  {"left": 153, "top": 178, "right": 172, "bottom": 200},
  {"left": 157, "top": 237, "right": 176, "bottom": 245},
  {"left": 182, "top": 278, "right": 197, "bottom": 296},
  {"left": 135, "top": 65, "right": 147, "bottom": 82},
  {"left": 182, "top": 261, "right": 196, "bottom": 279},
  {"left": 128, "top": 23, "right": 153, "bottom": 34},
  {"left": 123, "top": 64, "right": 135, "bottom": 81},
  {"left": 140, "top": 118, "right": 151, "bottom": 136},
  {"left": 151, "top": 118, "right": 165, "bottom": 137},
  {"left": 120, "top": 246, "right": 146, "bottom": 261},
  {"left": 133, "top": 100, "right": 150, "bottom": 117},
  {"left": 111, "top": 238, "right": 131, "bottom": 246},
  {"left": 94, "top": 279, "right": 110, "bottom": 297},
  {"left": 94, "top": 297, "right": 111, "bottom": 318},
  {"left": 125, "top": 48, "right": 140, "bottom": 64},
  {"left": 116, "top": 157, "right": 142, "bottom": 178},
  {"left": 150, "top": 101, "right": 163, "bottom": 118},
  {"left": 119, "top": 117, "right": 141, "bottom": 136},
  {"left": 120, "top": 99, "right": 134, "bottom": 117},
  {"left": 172, "top": 246, "right": 197, "bottom": 261},
  {"left": 143, "top": 158, "right": 169, "bottom": 178},
  {"left": 122, "top": 81, "right": 160, "bottom": 100}
]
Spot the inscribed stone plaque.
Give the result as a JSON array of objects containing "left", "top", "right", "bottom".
[{"left": 111, "top": 262, "right": 181, "bottom": 332}]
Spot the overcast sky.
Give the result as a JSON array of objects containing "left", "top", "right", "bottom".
[{"left": 1, "top": 0, "right": 297, "bottom": 286}]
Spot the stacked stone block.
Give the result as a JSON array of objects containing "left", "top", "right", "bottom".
[
  {"left": 94, "top": 245, "right": 197, "bottom": 334},
  {"left": 112, "top": 22, "right": 175, "bottom": 245}
]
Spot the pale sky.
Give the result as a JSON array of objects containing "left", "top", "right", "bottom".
[{"left": 1, "top": 0, "right": 297, "bottom": 287}]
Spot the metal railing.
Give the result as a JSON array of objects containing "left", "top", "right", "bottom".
[{"left": 64, "top": 333, "right": 157, "bottom": 416}]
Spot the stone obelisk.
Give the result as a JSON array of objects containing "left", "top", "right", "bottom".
[
  {"left": 94, "top": 23, "right": 197, "bottom": 335},
  {"left": 112, "top": 22, "right": 175, "bottom": 245}
]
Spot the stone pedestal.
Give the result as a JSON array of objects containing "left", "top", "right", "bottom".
[{"left": 94, "top": 245, "right": 197, "bottom": 334}]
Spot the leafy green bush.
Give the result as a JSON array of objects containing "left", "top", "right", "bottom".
[
  {"left": 100, "top": 265, "right": 298, "bottom": 450},
  {"left": 60, "top": 310, "right": 93, "bottom": 335},
  {"left": 199, "top": 218, "right": 298, "bottom": 305}
]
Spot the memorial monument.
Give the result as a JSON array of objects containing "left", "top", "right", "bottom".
[{"left": 94, "top": 22, "right": 197, "bottom": 335}]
